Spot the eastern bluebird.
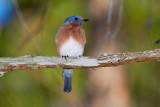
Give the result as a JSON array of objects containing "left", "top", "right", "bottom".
[{"left": 56, "top": 15, "right": 88, "bottom": 93}]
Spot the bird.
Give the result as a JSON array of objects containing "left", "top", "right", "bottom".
[{"left": 55, "top": 15, "right": 88, "bottom": 93}]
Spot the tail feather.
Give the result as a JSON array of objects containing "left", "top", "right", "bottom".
[{"left": 63, "top": 69, "right": 73, "bottom": 93}]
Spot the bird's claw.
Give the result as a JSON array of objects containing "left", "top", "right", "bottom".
[{"left": 62, "top": 55, "right": 69, "bottom": 61}]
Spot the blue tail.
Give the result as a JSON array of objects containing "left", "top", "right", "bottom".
[{"left": 63, "top": 69, "right": 73, "bottom": 93}]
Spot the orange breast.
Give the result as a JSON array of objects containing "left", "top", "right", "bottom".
[{"left": 56, "top": 24, "right": 86, "bottom": 55}]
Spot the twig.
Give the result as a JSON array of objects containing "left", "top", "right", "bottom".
[{"left": 0, "top": 49, "right": 160, "bottom": 72}]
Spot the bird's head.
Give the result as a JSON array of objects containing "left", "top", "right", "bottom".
[{"left": 63, "top": 15, "right": 88, "bottom": 26}]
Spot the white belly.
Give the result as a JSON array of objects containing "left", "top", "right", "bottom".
[{"left": 60, "top": 37, "right": 83, "bottom": 57}]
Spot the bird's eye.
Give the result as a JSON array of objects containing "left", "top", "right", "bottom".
[{"left": 74, "top": 17, "right": 78, "bottom": 20}]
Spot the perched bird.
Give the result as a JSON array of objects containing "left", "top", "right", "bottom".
[{"left": 55, "top": 15, "right": 88, "bottom": 93}]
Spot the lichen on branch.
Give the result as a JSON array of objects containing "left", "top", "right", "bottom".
[{"left": 0, "top": 49, "right": 160, "bottom": 72}]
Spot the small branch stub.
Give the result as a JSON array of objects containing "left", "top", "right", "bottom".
[{"left": 0, "top": 49, "right": 160, "bottom": 73}]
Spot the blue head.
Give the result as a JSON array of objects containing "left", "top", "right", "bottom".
[{"left": 63, "top": 15, "right": 88, "bottom": 25}]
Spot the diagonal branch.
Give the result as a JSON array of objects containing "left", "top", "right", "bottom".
[{"left": 0, "top": 49, "right": 160, "bottom": 72}]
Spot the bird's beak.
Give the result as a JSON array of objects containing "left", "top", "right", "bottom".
[{"left": 83, "top": 19, "right": 89, "bottom": 22}]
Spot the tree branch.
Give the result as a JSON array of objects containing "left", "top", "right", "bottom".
[{"left": 0, "top": 49, "right": 160, "bottom": 72}]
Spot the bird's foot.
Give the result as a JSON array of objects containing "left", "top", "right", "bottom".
[
  {"left": 62, "top": 55, "right": 69, "bottom": 61},
  {"left": 75, "top": 55, "right": 82, "bottom": 59}
]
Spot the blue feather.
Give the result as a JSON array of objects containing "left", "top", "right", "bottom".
[
  {"left": 63, "top": 15, "right": 84, "bottom": 25},
  {"left": 63, "top": 69, "right": 73, "bottom": 93}
]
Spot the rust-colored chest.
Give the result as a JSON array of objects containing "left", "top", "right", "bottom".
[{"left": 56, "top": 24, "right": 86, "bottom": 55}]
